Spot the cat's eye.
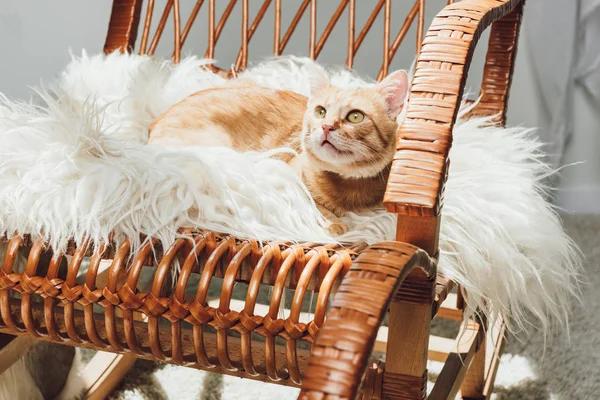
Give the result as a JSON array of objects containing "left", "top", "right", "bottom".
[
  {"left": 314, "top": 106, "right": 327, "bottom": 119},
  {"left": 346, "top": 110, "right": 365, "bottom": 123}
]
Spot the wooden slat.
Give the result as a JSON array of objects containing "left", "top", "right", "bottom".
[
  {"left": 374, "top": 327, "right": 454, "bottom": 364},
  {"left": 0, "top": 334, "right": 35, "bottom": 375},
  {"left": 461, "top": 320, "right": 487, "bottom": 397},
  {"left": 482, "top": 315, "right": 506, "bottom": 397},
  {"left": 429, "top": 319, "right": 483, "bottom": 399},
  {"left": 82, "top": 352, "right": 137, "bottom": 400},
  {"left": 436, "top": 292, "right": 462, "bottom": 321},
  {"left": 427, "top": 335, "right": 455, "bottom": 363}
]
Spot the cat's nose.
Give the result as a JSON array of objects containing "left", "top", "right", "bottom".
[{"left": 322, "top": 124, "right": 335, "bottom": 138}]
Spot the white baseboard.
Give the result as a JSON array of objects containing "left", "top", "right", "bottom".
[{"left": 556, "top": 186, "right": 600, "bottom": 214}]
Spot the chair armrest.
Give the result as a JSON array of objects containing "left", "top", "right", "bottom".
[
  {"left": 298, "top": 241, "right": 436, "bottom": 400},
  {"left": 384, "top": 0, "right": 524, "bottom": 217}
]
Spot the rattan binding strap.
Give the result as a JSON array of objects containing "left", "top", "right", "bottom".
[
  {"left": 0, "top": 233, "right": 375, "bottom": 385},
  {"left": 299, "top": 242, "right": 436, "bottom": 399},
  {"left": 384, "top": 0, "right": 523, "bottom": 220},
  {"left": 0, "top": 232, "right": 439, "bottom": 393}
]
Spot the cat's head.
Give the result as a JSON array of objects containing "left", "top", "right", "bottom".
[{"left": 301, "top": 68, "right": 409, "bottom": 178}]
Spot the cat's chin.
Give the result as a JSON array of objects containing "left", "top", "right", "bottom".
[
  {"left": 335, "top": 164, "right": 390, "bottom": 179},
  {"left": 319, "top": 141, "right": 354, "bottom": 159},
  {"left": 321, "top": 140, "right": 341, "bottom": 153},
  {"left": 324, "top": 166, "right": 389, "bottom": 180},
  {"left": 305, "top": 142, "right": 353, "bottom": 163},
  {"left": 303, "top": 149, "right": 389, "bottom": 179}
]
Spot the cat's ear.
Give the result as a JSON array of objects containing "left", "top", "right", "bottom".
[
  {"left": 377, "top": 70, "right": 409, "bottom": 118},
  {"left": 307, "top": 66, "right": 330, "bottom": 97}
]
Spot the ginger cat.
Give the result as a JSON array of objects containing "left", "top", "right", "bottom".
[{"left": 149, "top": 68, "right": 409, "bottom": 235}]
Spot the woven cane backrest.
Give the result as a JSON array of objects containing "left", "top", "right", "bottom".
[{"left": 105, "top": 0, "right": 457, "bottom": 80}]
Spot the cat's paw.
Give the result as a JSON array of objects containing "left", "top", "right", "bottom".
[
  {"left": 317, "top": 204, "right": 348, "bottom": 236},
  {"left": 326, "top": 220, "right": 348, "bottom": 236}
]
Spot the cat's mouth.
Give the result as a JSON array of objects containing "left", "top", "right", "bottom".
[
  {"left": 321, "top": 140, "right": 339, "bottom": 151},
  {"left": 319, "top": 139, "right": 355, "bottom": 159},
  {"left": 321, "top": 139, "right": 348, "bottom": 154}
]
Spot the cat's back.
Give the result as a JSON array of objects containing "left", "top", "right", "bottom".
[{"left": 149, "top": 85, "right": 308, "bottom": 150}]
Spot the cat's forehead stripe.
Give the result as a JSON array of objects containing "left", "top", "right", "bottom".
[
  {"left": 321, "top": 92, "right": 359, "bottom": 110},
  {"left": 313, "top": 87, "right": 381, "bottom": 115}
]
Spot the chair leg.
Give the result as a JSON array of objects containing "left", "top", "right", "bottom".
[
  {"left": 460, "top": 333, "right": 486, "bottom": 399},
  {"left": 0, "top": 333, "right": 35, "bottom": 375},
  {"left": 75, "top": 351, "right": 137, "bottom": 400},
  {"left": 383, "top": 300, "right": 432, "bottom": 400},
  {"left": 461, "top": 314, "right": 506, "bottom": 400}
]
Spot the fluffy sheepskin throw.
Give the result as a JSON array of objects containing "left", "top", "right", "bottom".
[{"left": 0, "top": 52, "right": 581, "bottom": 334}]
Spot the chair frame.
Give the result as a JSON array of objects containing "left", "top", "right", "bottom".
[{"left": 0, "top": 0, "right": 524, "bottom": 398}]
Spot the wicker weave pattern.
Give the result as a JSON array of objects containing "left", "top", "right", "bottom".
[
  {"left": 0, "top": 0, "right": 526, "bottom": 397},
  {"left": 383, "top": 0, "right": 523, "bottom": 218},
  {"left": 468, "top": 2, "right": 523, "bottom": 124},
  {"left": 104, "top": 0, "right": 429, "bottom": 79},
  {"left": 0, "top": 233, "right": 373, "bottom": 385},
  {"left": 299, "top": 242, "right": 436, "bottom": 399}
]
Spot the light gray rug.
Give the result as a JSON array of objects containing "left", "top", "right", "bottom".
[{"left": 5, "top": 214, "right": 599, "bottom": 399}]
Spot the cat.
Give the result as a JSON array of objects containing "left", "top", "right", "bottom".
[{"left": 148, "top": 67, "right": 409, "bottom": 235}]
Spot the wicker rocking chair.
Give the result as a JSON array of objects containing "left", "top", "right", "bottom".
[{"left": 0, "top": 0, "right": 525, "bottom": 398}]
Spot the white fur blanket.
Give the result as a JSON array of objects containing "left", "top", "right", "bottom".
[{"left": 0, "top": 52, "right": 581, "bottom": 334}]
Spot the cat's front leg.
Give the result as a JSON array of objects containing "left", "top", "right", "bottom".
[{"left": 317, "top": 204, "right": 348, "bottom": 236}]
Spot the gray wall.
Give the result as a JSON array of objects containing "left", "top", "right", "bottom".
[
  {"left": 0, "top": 1, "right": 111, "bottom": 99},
  {"left": 1, "top": 0, "right": 597, "bottom": 212},
  {"left": 2, "top": 0, "right": 489, "bottom": 100}
]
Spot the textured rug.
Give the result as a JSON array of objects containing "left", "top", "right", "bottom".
[{"left": 0, "top": 214, "right": 587, "bottom": 399}]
